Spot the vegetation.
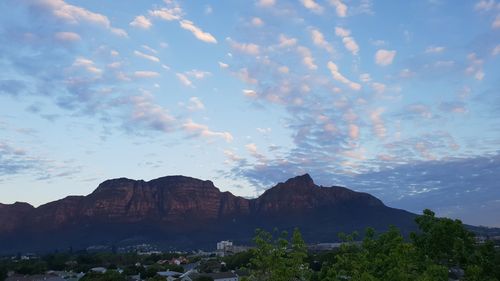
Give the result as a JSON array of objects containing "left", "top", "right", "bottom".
[
  {"left": 243, "top": 209, "right": 500, "bottom": 281},
  {"left": 0, "top": 209, "right": 498, "bottom": 281}
]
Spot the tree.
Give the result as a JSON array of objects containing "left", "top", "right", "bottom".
[
  {"left": 411, "top": 209, "right": 475, "bottom": 267},
  {"left": 249, "top": 228, "right": 310, "bottom": 281}
]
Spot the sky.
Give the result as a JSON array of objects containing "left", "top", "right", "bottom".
[{"left": 0, "top": 0, "right": 499, "bottom": 227}]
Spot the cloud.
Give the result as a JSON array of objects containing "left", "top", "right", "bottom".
[
  {"left": 183, "top": 120, "right": 234, "bottom": 142},
  {"left": 130, "top": 15, "right": 152, "bottom": 29},
  {"left": 72, "top": 57, "right": 102, "bottom": 75},
  {"left": 142, "top": 45, "right": 158, "bottom": 54},
  {"left": 335, "top": 27, "right": 359, "bottom": 55},
  {"left": 228, "top": 39, "right": 260, "bottom": 55},
  {"left": 187, "top": 97, "right": 205, "bottom": 111},
  {"left": 493, "top": 44, "right": 500, "bottom": 55},
  {"left": 425, "top": 46, "right": 445, "bottom": 53},
  {"left": 185, "top": 69, "right": 211, "bottom": 80},
  {"left": 370, "top": 107, "right": 386, "bottom": 138},
  {"left": 134, "top": 71, "right": 160, "bottom": 78},
  {"left": 54, "top": 31, "right": 81, "bottom": 42},
  {"left": 371, "top": 82, "right": 386, "bottom": 94},
  {"left": 439, "top": 101, "right": 467, "bottom": 113},
  {"left": 218, "top": 61, "right": 229, "bottom": 68},
  {"left": 349, "top": 124, "right": 360, "bottom": 140},
  {"left": 0, "top": 141, "right": 78, "bottom": 180},
  {"left": 278, "top": 34, "right": 298, "bottom": 48},
  {"left": 127, "top": 92, "right": 176, "bottom": 133},
  {"left": 330, "top": 0, "right": 348, "bottom": 17},
  {"left": 474, "top": 0, "right": 500, "bottom": 11},
  {"left": 179, "top": 20, "right": 217, "bottom": 43},
  {"left": 297, "top": 46, "right": 317, "bottom": 70},
  {"left": 465, "top": 53, "right": 485, "bottom": 81},
  {"left": 149, "top": 7, "right": 183, "bottom": 21},
  {"left": 134, "top": 50, "right": 160, "bottom": 63},
  {"left": 327, "top": 61, "right": 361, "bottom": 90},
  {"left": 251, "top": 17, "right": 264, "bottom": 27},
  {"left": 32, "top": 0, "right": 127, "bottom": 37},
  {"left": 301, "top": 0, "right": 324, "bottom": 13},
  {"left": 310, "top": 29, "right": 333, "bottom": 52},
  {"left": 375, "top": 49, "right": 396, "bottom": 66},
  {"left": 176, "top": 73, "right": 193, "bottom": 87},
  {"left": 243, "top": 89, "right": 258, "bottom": 98},
  {"left": 256, "top": 0, "right": 276, "bottom": 7},
  {"left": 493, "top": 14, "right": 500, "bottom": 28},
  {"left": 245, "top": 143, "right": 266, "bottom": 160}
]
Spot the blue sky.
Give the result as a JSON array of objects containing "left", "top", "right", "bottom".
[{"left": 1, "top": 0, "right": 499, "bottom": 226}]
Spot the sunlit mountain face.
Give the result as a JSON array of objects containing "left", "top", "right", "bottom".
[{"left": 0, "top": 0, "right": 499, "bottom": 227}]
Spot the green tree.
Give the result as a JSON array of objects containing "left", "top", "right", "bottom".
[
  {"left": 411, "top": 209, "right": 475, "bottom": 267},
  {"left": 249, "top": 228, "right": 310, "bottom": 281}
]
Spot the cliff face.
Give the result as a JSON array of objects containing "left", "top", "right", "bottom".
[{"left": 0, "top": 174, "right": 417, "bottom": 253}]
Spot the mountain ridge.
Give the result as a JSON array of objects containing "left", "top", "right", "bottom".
[{"left": 0, "top": 174, "right": 418, "bottom": 253}]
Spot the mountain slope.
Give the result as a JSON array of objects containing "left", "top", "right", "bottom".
[{"left": 0, "top": 174, "right": 417, "bottom": 253}]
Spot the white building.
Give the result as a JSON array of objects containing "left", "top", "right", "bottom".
[{"left": 217, "top": 240, "right": 233, "bottom": 251}]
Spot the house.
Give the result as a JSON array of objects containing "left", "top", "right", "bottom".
[
  {"left": 5, "top": 273, "right": 66, "bottom": 281},
  {"left": 200, "top": 272, "right": 239, "bottom": 281},
  {"left": 178, "top": 271, "right": 239, "bottom": 281},
  {"left": 90, "top": 267, "right": 107, "bottom": 273}
]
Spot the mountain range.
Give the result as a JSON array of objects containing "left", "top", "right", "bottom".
[{"left": 0, "top": 174, "right": 418, "bottom": 254}]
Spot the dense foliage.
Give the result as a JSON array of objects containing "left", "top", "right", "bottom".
[{"left": 243, "top": 209, "right": 500, "bottom": 281}]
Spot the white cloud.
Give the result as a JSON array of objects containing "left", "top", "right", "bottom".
[
  {"left": 134, "top": 50, "right": 160, "bottom": 63},
  {"left": 130, "top": 15, "right": 152, "bottom": 29},
  {"left": 110, "top": 50, "right": 119, "bottom": 57},
  {"left": 301, "top": 0, "right": 324, "bottom": 13},
  {"left": 238, "top": 68, "right": 258, "bottom": 84},
  {"left": 466, "top": 52, "right": 485, "bottom": 81},
  {"left": 34, "top": 0, "right": 127, "bottom": 37},
  {"left": 327, "top": 61, "right": 361, "bottom": 90},
  {"left": 297, "top": 46, "right": 317, "bottom": 70},
  {"left": 186, "top": 69, "right": 211, "bottom": 79},
  {"left": 129, "top": 92, "right": 175, "bottom": 132},
  {"left": 228, "top": 39, "right": 260, "bottom": 55},
  {"left": 187, "top": 97, "right": 205, "bottom": 111},
  {"left": 359, "top": 73, "right": 371, "bottom": 83},
  {"left": 176, "top": 73, "right": 193, "bottom": 87},
  {"left": 474, "top": 0, "right": 500, "bottom": 11},
  {"left": 335, "top": 27, "right": 359, "bottom": 55},
  {"left": 245, "top": 143, "right": 266, "bottom": 160},
  {"left": 142, "top": 45, "right": 158, "bottom": 54},
  {"left": 183, "top": 120, "right": 233, "bottom": 142},
  {"left": 372, "top": 82, "right": 386, "bottom": 94},
  {"left": 54, "top": 31, "right": 81, "bottom": 42},
  {"left": 179, "top": 20, "right": 217, "bottom": 43},
  {"left": 493, "top": 44, "right": 500, "bottom": 55},
  {"left": 251, "top": 17, "right": 264, "bottom": 27},
  {"left": 72, "top": 57, "right": 102, "bottom": 74},
  {"left": 493, "top": 14, "right": 500, "bottom": 28},
  {"left": 375, "top": 49, "right": 396, "bottom": 66},
  {"left": 243, "top": 89, "right": 258, "bottom": 98},
  {"left": 205, "top": 5, "right": 213, "bottom": 15},
  {"left": 134, "top": 71, "right": 160, "bottom": 78},
  {"left": 278, "top": 34, "right": 297, "bottom": 48},
  {"left": 256, "top": 0, "right": 276, "bottom": 7},
  {"left": 349, "top": 124, "right": 359, "bottom": 140},
  {"left": 370, "top": 107, "right": 386, "bottom": 138},
  {"left": 149, "top": 7, "right": 182, "bottom": 21},
  {"left": 330, "top": 0, "right": 348, "bottom": 17},
  {"left": 425, "top": 46, "right": 445, "bottom": 53},
  {"left": 218, "top": 61, "right": 229, "bottom": 68},
  {"left": 278, "top": 66, "right": 289, "bottom": 73},
  {"left": 310, "top": 29, "right": 333, "bottom": 52}
]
